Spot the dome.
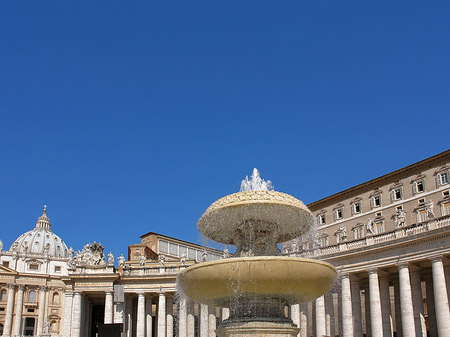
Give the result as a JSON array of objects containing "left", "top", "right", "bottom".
[{"left": 10, "top": 207, "right": 69, "bottom": 258}]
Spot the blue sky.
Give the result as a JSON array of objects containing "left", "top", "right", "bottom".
[{"left": 1, "top": 1, "right": 449, "bottom": 260}]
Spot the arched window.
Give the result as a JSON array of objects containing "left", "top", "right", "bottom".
[
  {"left": 0, "top": 289, "right": 7, "bottom": 301},
  {"left": 52, "top": 292, "right": 60, "bottom": 304},
  {"left": 28, "top": 290, "right": 36, "bottom": 302}
]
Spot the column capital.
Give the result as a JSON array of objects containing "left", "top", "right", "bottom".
[
  {"left": 17, "top": 284, "right": 25, "bottom": 291},
  {"left": 430, "top": 255, "right": 444, "bottom": 263},
  {"left": 396, "top": 261, "right": 410, "bottom": 269},
  {"left": 7, "top": 283, "right": 15, "bottom": 289},
  {"left": 366, "top": 267, "right": 379, "bottom": 275},
  {"left": 39, "top": 285, "right": 48, "bottom": 292}
]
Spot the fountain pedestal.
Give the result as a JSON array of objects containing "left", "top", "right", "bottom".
[{"left": 216, "top": 321, "right": 299, "bottom": 337}]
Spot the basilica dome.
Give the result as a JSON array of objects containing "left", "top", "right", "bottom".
[{"left": 10, "top": 207, "right": 69, "bottom": 257}]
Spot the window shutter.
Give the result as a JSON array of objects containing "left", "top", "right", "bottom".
[{"left": 413, "top": 183, "right": 417, "bottom": 194}]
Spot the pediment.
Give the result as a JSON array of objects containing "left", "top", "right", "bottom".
[{"left": 0, "top": 264, "right": 18, "bottom": 275}]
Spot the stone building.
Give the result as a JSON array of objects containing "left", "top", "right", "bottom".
[
  {"left": 1, "top": 149, "right": 450, "bottom": 337},
  {"left": 0, "top": 208, "right": 70, "bottom": 336},
  {"left": 284, "top": 149, "right": 450, "bottom": 337}
]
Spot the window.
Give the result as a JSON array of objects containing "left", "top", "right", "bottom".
[
  {"left": 391, "top": 188, "right": 402, "bottom": 201},
  {"left": 52, "top": 292, "right": 60, "bottom": 304},
  {"left": 28, "top": 263, "right": 39, "bottom": 271},
  {"left": 417, "top": 209, "right": 427, "bottom": 223},
  {"left": 439, "top": 172, "right": 449, "bottom": 185},
  {"left": 0, "top": 290, "right": 6, "bottom": 301},
  {"left": 374, "top": 220, "right": 384, "bottom": 234},
  {"left": 375, "top": 212, "right": 382, "bottom": 217},
  {"left": 441, "top": 202, "right": 450, "bottom": 216},
  {"left": 352, "top": 224, "right": 365, "bottom": 240},
  {"left": 418, "top": 198, "right": 425, "bottom": 204},
  {"left": 159, "top": 240, "right": 169, "bottom": 253},
  {"left": 351, "top": 202, "right": 361, "bottom": 215},
  {"left": 413, "top": 180, "right": 425, "bottom": 194},
  {"left": 334, "top": 207, "right": 344, "bottom": 220},
  {"left": 396, "top": 206, "right": 403, "bottom": 211},
  {"left": 443, "top": 191, "right": 450, "bottom": 197},
  {"left": 371, "top": 195, "right": 382, "bottom": 208},
  {"left": 334, "top": 227, "right": 347, "bottom": 243},
  {"left": 28, "top": 290, "right": 36, "bottom": 302},
  {"left": 54, "top": 266, "right": 61, "bottom": 273},
  {"left": 2, "top": 261, "right": 9, "bottom": 268},
  {"left": 169, "top": 243, "right": 178, "bottom": 256},
  {"left": 318, "top": 214, "right": 326, "bottom": 225}
]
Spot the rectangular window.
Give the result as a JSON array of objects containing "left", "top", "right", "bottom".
[
  {"left": 159, "top": 240, "right": 168, "bottom": 253},
  {"left": 179, "top": 246, "right": 187, "bottom": 257},
  {"left": 29, "top": 264, "right": 39, "bottom": 271},
  {"left": 417, "top": 209, "right": 427, "bottom": 222},
  {"left": 2, "top": 261, "right": 9, "bottom": 268},
  {"left": 443, "top": 191, "right": 449, "bottom": 197},
  {"left": 318, "top": 214, "right": 326, "bottom": 225},
  {"left": 188, "top": 248, "right": 196, "bottom": 259},
  {"left": 413, "top": 181, "right": 425, "bottom": 194},
  {"left": 353, "top": 227, "right": 364, "bottom": 240},
  {"left": 440, "top": 172, "right": 449, "bottom": 185},
  {"left": 352, "top": 202, "right": 361, "bottom": 215},
  {"left": 169, "top": 243, "right": 178, "bottom": 256},
  {"left": 392, "top": 188, "right": 402, "bottom": 201},
  {"left": 396, "top": 206, "right": 403, "bottom": 211},
  {"left": 54, "top": 266, "right": 61, "bottom": 273},
  {"left": 374, "top": 221, "right": 384, "bottom": 234},
  {"left": 418, "top": 198, "right": 425, "bottom": 204},
  {"left": 372, "top": 195, "right": 382, "bottom": 208},
  {"left": 442, "top": 202, "right": 450, "bottom": 216},
  {"left": 335, "top": 208, "right": 344, "bottom": 220},
  {"left": 375, "top": 212, "right": 382, "bottom": 217}
]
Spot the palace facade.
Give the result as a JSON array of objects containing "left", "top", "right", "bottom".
[{"left": 1, "top": 150, "right": 450, "bottom": 337}]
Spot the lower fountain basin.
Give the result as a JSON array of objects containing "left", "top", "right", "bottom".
[{"left": 178, "top": 256, "right": 336, "bottom": 307}]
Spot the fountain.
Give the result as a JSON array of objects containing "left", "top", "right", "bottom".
[{"left": 178, "top": 169, "right": 336, "bottom": 337}]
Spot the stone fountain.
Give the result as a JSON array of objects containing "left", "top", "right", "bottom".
[{"left": 178, "top": 169, "right": 336, "bottom": 337}]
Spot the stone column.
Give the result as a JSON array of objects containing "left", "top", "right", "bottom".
[
  {"left": 3, "top": 284, "right": 15, "bottom": 337},
  {"left": 291, "top": 304, "right": 300, "bottom": 336},
  {"left": 398, "top": 264, "right": 415, "bottom": 337},
  {"left": 350, "top": 276, "right": 362, "bottom": 336},
  {"left": 105, "top": 291, "right": 114, "bottom": 324},
  {"left": 300, "top": 303, "right": 307, "bottom": 337},
  {"left": 158, "top": 292, "right": 166, "bottom": 337},
  {"left": 393, "top": 283, "right": 402, "bottom": 337},
  {"left": 146, "top": 296, "right": 153, "bottom": 337},
  {"left": 364, "top": 288, "right": 371, "bottom": 337},
  {"left": 350, "top": 277, "right": 362, "bottom": 336},
  {"left": 167, "top": 296, "right": 174, "bottom": 337},
  {"left": 63, "top": 291, "right": 73, "bottom": 337},
  {"left": 341, "top": 274, "right": 353, "bottom": 337},
  {"left": 71, "top": 291, "right": 82, "bottom": 337},
  {"left": 178, "top": 296, "right": 187, "bottom": 337},
  {"left": 368, "top": 269, "right": 383, "bottom": 337},
  {"left": 125, "top": 296, "right": 133, "bottom": 337},
  {"left": 424, "top": 276, "right": 437, "bottom": 337},
  {"left": 431, "top": 256, "right": 450, "bottom": 336},
  {"left": 200, "top": 303, "right": 208, "bottom": 337},
  {"left": 12, "top": 285, "right": 24, "bottom": 336},
  {"left": 221, "top": 307, "right": 230, "bottom": 321},
  {"left": 379, "top": 276, "right": 392, "bottom": 337},
  {"left": 208, "top": 306, "right": 216, "bottom": 337},
  {"left": 137, "top": 293, "right": 146, "bottom": 337},
  {"left": 37, "top": 286, "right": 48, "bottom": 335},
  {"left": 187, "top": 299, "right": 195, "bottom": 337},
  {"left": 410, "top": 271, "right": 426, "bottom": 337},
  {"left": 315, "top": 295, "right": 326, "bottom": 337}
]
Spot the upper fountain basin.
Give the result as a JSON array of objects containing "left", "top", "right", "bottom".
[
  {"left": 177, "top": 256, "right": 337, "bottom": 307},
  {"left": 198, "top": 191, "right": 313, "bottom": 244}
]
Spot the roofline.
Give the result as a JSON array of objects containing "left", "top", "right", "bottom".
[
  {"left": 307, "top": 149, "right": 450, "bottom": 210},
  {"left": 139, "top": 231, "right": 222, "bottom": 253}
]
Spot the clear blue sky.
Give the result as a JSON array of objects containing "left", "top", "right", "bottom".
[{"left": 1, "top": 1, "right": 449, "bottom": 260}]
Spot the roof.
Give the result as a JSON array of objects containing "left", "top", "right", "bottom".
[{"left": 308, "top": 149, "right": 450, "bottom": 210}]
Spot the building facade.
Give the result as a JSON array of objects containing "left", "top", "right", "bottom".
[{"left": 1, "top": 150, "right": 450, "bottom": 337}]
